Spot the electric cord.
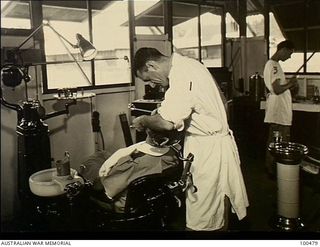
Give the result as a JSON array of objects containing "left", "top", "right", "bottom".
[{"left": 99, "top": 129, "right": 105, "bottom": 151}]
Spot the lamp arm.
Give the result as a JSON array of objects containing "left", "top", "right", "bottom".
[
  {"left": 17, "top": 22, "right": 77, "bottom": 50},
  {"left": 17, "top": 23, "right": 46, "bottom": 50},
  {"left": 46, "top": 23, "right": 78, "bottom": 48},
  {"left": 55, "top": 34, "right": 92, "bottom": 85}
]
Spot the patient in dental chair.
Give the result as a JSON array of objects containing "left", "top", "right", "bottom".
[{"left": 80, "top": 129, "right": 182, "bottom": 213}]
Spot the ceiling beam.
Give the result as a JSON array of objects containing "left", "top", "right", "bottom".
[
  {"left": 42, "top": 4, "right": 90, "bottom": 12},
  {"left": 267, "top": 0, "right": 304, "bottom": 7}
]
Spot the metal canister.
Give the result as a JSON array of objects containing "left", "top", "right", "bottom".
[
  {"left": 249, "top": 72, "right": 265, "bottom": 101},
  {"left": 55, "top": 151, "right": 71, "bottom": 176}
]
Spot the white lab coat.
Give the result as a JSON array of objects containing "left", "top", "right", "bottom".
[
  {"left": 263, "top": 60, "right": 292, "bottom": 126},
  {"left": 158, "top": 53, "right": 249, "bottom": 230}
]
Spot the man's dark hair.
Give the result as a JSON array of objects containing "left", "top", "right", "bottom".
[
  {"left": 133, "top": 47, "right": 165, "bottom": 76},
  {"left": 277, "top": 40, "right": 295, "bottom": 51}
]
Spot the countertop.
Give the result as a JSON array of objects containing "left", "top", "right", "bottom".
[
  {"left": 260, "top": 100, "right": 320, "bottom": 112},
  {"left": 132, "top": 99, "right": 162, "bottom": 104}
]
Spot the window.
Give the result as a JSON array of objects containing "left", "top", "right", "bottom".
[
  {"left": 172, "top": 2, "right": 223, "bottom": 67},
  {"left": 44, "top": 20, "right": 92, "bottom": 88},
  {"left": 226, "top": 13, "right": 239, "bottom": 38},
  {"left": 200, "top": 7, "right": 222, "bottom": 67},
  {"left": 1, "top": 1, "right": 31, "bottom": 29},
  {"left": 307, "top": 52, "right": 320, "bottom": 73},
  {"left": 134, "top": 0, "right": 163, "bottom": 35},
  {"left": 246, "top": 14, "right": 264, "bottom": 38},
  {"left": 41, "top": 0, "right": 132, "bottom": 91},
  {"left": 280, "top": 52, "right": 304, "bottom": 73},
  {"left": 92, "top": 1, "right": 131, "bottom": 86},
  {"left": 173, "top": 2, "right": 199, "bottom": 60}
]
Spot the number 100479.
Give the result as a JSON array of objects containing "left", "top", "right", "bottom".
[{"left": 300, "top": 241, "right": 319, "bottom": 246}]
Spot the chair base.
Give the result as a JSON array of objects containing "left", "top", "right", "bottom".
[{"left": 270, "top": 215, "right": 305, "bottom": 231}]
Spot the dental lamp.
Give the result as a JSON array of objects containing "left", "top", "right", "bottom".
[{"left": 1, "top": 21, "right": 97, "bottom": 88}]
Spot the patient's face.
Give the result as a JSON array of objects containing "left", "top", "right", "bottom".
[
  {"left": 145, "top": 128, "right": 181, "bottom": 148},
  {"left": 147, "top": 135, "right": 169, "bottom": 147}
]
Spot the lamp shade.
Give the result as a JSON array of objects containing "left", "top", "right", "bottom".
[
  {"left": 1, "top": 65, "right": 25, "bottom": 87},
  {"left": 76, "top": 33, "right": 97, "bottom": 60}
]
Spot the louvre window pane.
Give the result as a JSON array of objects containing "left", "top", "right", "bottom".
[
  {"left": 226, "top": 13, "right": 239, "bottom": 38},
  {"left": 247, "top": 14, "right": 264, "bottom": 38},
  {"left": 1, "top": 0, "right": 31, "bottom": 29},
  {"left": 134, "top": 0, "right": 163, "bottom": 35}
]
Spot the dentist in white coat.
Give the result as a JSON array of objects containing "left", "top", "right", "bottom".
[{"left": 131, "top": 47, "right": 249, "bottom": 231}]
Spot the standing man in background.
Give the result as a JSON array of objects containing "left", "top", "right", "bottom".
[
  {"left": 131, "top": 47, "right": 249, "bottom": 231},
  {"left": 263, "top": 40, "right": 298, "bottom": 179}
]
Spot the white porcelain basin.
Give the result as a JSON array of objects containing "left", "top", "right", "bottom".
[{"left": 29, "top": 168, "right": 84, "bottom": 197}]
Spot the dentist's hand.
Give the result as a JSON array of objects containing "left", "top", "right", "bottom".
[{"left": 131, "top": 115, "right": 146, "bottom": 132}]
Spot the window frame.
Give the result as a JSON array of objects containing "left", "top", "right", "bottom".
[{"left": 39, "top": 0, "right": 133, "bottom": 94}]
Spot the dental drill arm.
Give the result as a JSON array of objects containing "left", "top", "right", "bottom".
[{"left": 43, "top": 99, "right": 77, "bottom": 120}]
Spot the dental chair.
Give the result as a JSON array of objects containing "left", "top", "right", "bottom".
[
  {"left": 88, "top": 174, "right": 177, "bottom": 231},
  {"left": 84, "top": 151, "right": 194, "bottom": 231},
  {"left": 25, "top": 149, "right": 193, "bottom": 232}
]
